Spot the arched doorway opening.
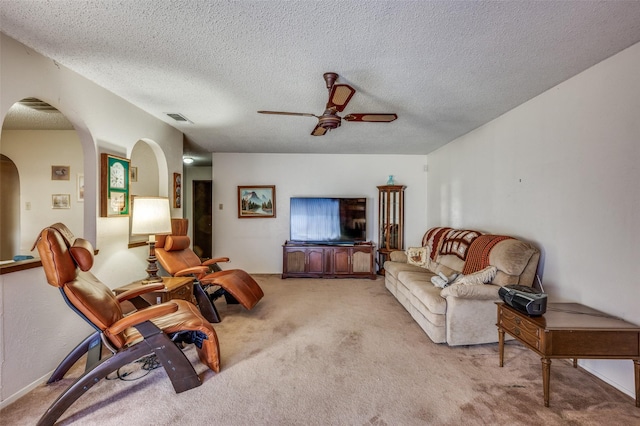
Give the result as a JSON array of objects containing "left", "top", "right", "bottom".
[{"left": 0, "top": 98, "right": 84, "bottom": 265}]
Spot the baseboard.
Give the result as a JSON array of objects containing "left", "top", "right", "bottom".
[
  {"left": 579, "top": 361, "right": 635, "bottom": 400},
  {"left": 0, "top": 370, "right": 51, "bottom": 410}
]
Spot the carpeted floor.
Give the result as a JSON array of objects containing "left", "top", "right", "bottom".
[{"left": 2, "top": 275, "right": 638, "bottom": 425}]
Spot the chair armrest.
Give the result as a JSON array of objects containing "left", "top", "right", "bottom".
[
  {"left": 440, "top": 283, "right": 501, "bottom": 300},
  {"left": 174, "top": 266, "right": 208, "bottom": 277},
  {"left": 389, "top": 250, "right": 408, "bottom": 263},
  {"left": 115, "top": 283, "right": 165, "bottom": 303},
  {"left": 202, "top": 257, "right": 230, "bottom": 266},
  {"left": 107, "top": 302, "right": 179, "bottom": 335}
]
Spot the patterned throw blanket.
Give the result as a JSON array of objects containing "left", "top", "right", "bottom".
[
  {"left": 462, "top": 235, "right": 513, "bottom": 275},
  {"left": 422, "top": 227, "right": 452, "bottom": 260},
  {"left": 440, "top": 230, "right": 481, "bottom": 261}
]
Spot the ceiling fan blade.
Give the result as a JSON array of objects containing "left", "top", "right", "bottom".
[
  {"left": 327, "top": 84, "right": 355, "bottom": 112},
  {"left": 311, "top": 124, "right": 328, "bottom": 136},
  {"left": 343, "top": 113, "right": 398, "bottom": 122},
  {"left": 258, "top": 111, "right": 317, "bottom": 118}
]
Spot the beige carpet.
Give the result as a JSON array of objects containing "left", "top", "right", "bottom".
[{"left": 2, "top": 275, "right": 639, "bottom": 425}]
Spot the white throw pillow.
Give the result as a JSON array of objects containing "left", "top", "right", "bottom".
[{"left": 451, "top": 266, "right": 497, "bottom": 285}]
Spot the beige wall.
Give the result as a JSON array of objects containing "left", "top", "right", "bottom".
[
  {"left": 427, "top": 41, "right": 640, "bottom": 397},
  {"left": 1, "top": 130, "right": 84, "bottom": 256},
  {"left": 0, "top": 33, "right": 184, "bottom": 406},
  {"left": 211, "top": 153, "right": 428, "bottom": 273}
]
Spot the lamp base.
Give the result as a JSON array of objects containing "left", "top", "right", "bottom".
[
  {"left": 143, "top": 241, "right": 163, "bottom": 284},
  {"left": 142, "top": 275, "right": 164, "bottom": 284}
]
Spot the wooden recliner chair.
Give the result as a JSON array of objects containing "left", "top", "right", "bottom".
[
  {"left": 34, "top": 223, "right": 220, "bottom": 426},
  {"left": 155, "top": 219, "right": 264, "bottom": 323}
]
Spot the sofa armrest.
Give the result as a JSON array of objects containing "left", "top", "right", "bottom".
[
  {"left": 440, "top": 283, "right": 500, "bottom": 300},
  {"left": 389, "top": 250, "right": 407, "bottom": 263}
]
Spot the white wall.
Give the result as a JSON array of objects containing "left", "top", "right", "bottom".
[
  {"left": 0, "top": 33, "right": 184, "bottom": 406},
  {"left": 427, "top": 42, "right": 640, "bottom": 397},
  {"left": 211, "top": 153, "right": 428, "bottom": 273}
]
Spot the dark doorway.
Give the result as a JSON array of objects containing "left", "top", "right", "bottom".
[{"left": 192, "top": 180, "right": 212, "bottom": 259}]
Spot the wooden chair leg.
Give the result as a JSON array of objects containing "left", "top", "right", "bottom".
[
  {"left": 38, "top": 323, "right": 201, "bottom": 426},
  {"left": 48, "top": 331, "right": 103, "bottom": 383}
]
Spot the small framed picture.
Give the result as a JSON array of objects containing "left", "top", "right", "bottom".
[
  {"left": 77, "top": 174, "right": 85, "bottom": 202},
  {"left": 51, "top": 165, "right": 70, "bottom": 180},
  {"left": 52, "top": 194, "right": 71, "bottom": 209},
  {"left": 238, "top": 185, "right": 276, "bottom": 218},
  {"left": 130, "top": 166, "right": 138, "bottom": 182},
  {"left": 173, "top": 172, "right": 182, "bottom": 208}
]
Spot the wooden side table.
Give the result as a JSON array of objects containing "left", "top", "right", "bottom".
[
  {"left": 496, "top": 302, "right": 640, "bottom": 408},
  {"left": 113, "top": 276, "right": 195, "bottom": 309}
]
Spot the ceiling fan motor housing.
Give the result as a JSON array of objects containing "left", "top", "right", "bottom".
[{"left": 318, "top": 110, "right": 341, "bottom": 129}]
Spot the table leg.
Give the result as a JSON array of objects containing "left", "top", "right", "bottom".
[
  {"left": 573, "top": 359, "right": 578, "bottom": 368},
  {"left": 634, "top": 359, "right": 639, "bottom": 408},
  {"left": 498, "top": 328, "right": 505, "bottom": 367},
  {"left": 542, "top": 358, "right": 551, "bottom": 407}
]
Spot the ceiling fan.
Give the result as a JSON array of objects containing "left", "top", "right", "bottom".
[{"left": 258, "top": 72, "right": 398, "bottom": 136}]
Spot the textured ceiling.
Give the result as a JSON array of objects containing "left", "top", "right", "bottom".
[{"left": 2, "top": 1, "right": 640, "bottom": 161}]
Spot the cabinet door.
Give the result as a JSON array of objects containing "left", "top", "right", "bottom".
[
  {"left": 285, "top": 249, "right": 306, "bottom": 273},
  {"left": 333, "top": 248, "right": 351, "bottom": 274},
  {"left": 307, "top": 249, "right": 325, "bottom": 274},
  {"left": 351, "top": 247, "right": 373, "bottom": 274}
]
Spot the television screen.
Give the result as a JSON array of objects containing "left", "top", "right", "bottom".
[{"left": 290, "top": 197, "right": 367, "bottom": 243}]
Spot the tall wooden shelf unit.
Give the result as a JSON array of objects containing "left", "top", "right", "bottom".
[{"left": 377, "top": 185, "right": 406, "bottom": 274}]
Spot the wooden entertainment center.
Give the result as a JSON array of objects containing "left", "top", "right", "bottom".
[{"left": 282, "top": 241, "right": 376, "bottom": 279}]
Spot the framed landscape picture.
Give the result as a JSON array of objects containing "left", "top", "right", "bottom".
[
  {"left": 238, "top": 185, "right": 276, "bottom": 218},
  {"left": 52, "top": 194, "right": 70, "bottom": 209},
  {"left": 100, "top": 153, "right": 130, "bottom": 217}
]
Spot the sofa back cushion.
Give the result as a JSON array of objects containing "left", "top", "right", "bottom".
[
  {"left": 489, "top": 239, "right": 539, "bottom": 286},
  {"left": 420, "top": 227, "right": 540, "bottom": 287}
]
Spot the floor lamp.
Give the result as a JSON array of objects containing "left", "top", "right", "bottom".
[{"left": 131, "top": 196, "right": 172, "bottom": 283}]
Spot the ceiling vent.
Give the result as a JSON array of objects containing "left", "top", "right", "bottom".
[
  {"left": 165, "top": 113, "right": 192, "bottom": 123},
  {"left": 19, "top": 98, "right": 60, "bottom": 113}
]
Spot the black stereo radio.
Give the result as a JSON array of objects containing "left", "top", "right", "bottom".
[{"left": 498, "top": 285, "right": 547, "bottom": 316}]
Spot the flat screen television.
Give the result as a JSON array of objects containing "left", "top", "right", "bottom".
[{"left": 289, "top": 197, "right": 367, "bottom": 244}]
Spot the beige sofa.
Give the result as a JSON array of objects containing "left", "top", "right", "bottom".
[{"left": 384, "top": 227, "right": 540, "bottom": 346}]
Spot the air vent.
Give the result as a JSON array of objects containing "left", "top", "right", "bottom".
[
  {"left": 19, "top": 98, "right": 60, "bottom": 113},
  {"left": 165, "top": 113, "right": 192, "bottom": 123}
]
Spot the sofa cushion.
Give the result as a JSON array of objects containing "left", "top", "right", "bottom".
[
  {"left": 406, "top": 246, "right": 429, "bottom": 267},
  {"left": 384, "top": 261, "right": 425, "bottom": 280},
  {"left": 398, "top": 271, "right": 446, "bottom": 315},
  {"left": 389, "top": 250, "right": 408, "bottom": 262},
  {"left": 489, "top": 239, "right": 537, "bottom": 276},
  {"left": 431, "top": 254, "right": 465, "bottom": 276},
  {"left": 440, "top": 283, "right": 501, "bottom": 300}
]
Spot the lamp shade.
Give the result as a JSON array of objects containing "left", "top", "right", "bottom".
[{"left": 131, "top": 197, "right": 172, "bottom": 235}]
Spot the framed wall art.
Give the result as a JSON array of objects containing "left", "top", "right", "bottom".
[
  {"left": 100, "top": 153, "right": 130, "bottom": 217},
  {"left": 77, "top": 174, "right": 84, "bottom": 202},
  {"left": 130, "top": 166, "right": 138, "bottom": 182},
  {"left": 51, "top": 165, "right": 70, "bottom": 180},
  {"left": 238, "top": 185, "right": 276, "bottom": 218},
  {"left": 52, "top": 194, "right": 71, "bottom": 209},
  {"left": 173, "top": 172, "right": 182, "bottom": 208}
]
